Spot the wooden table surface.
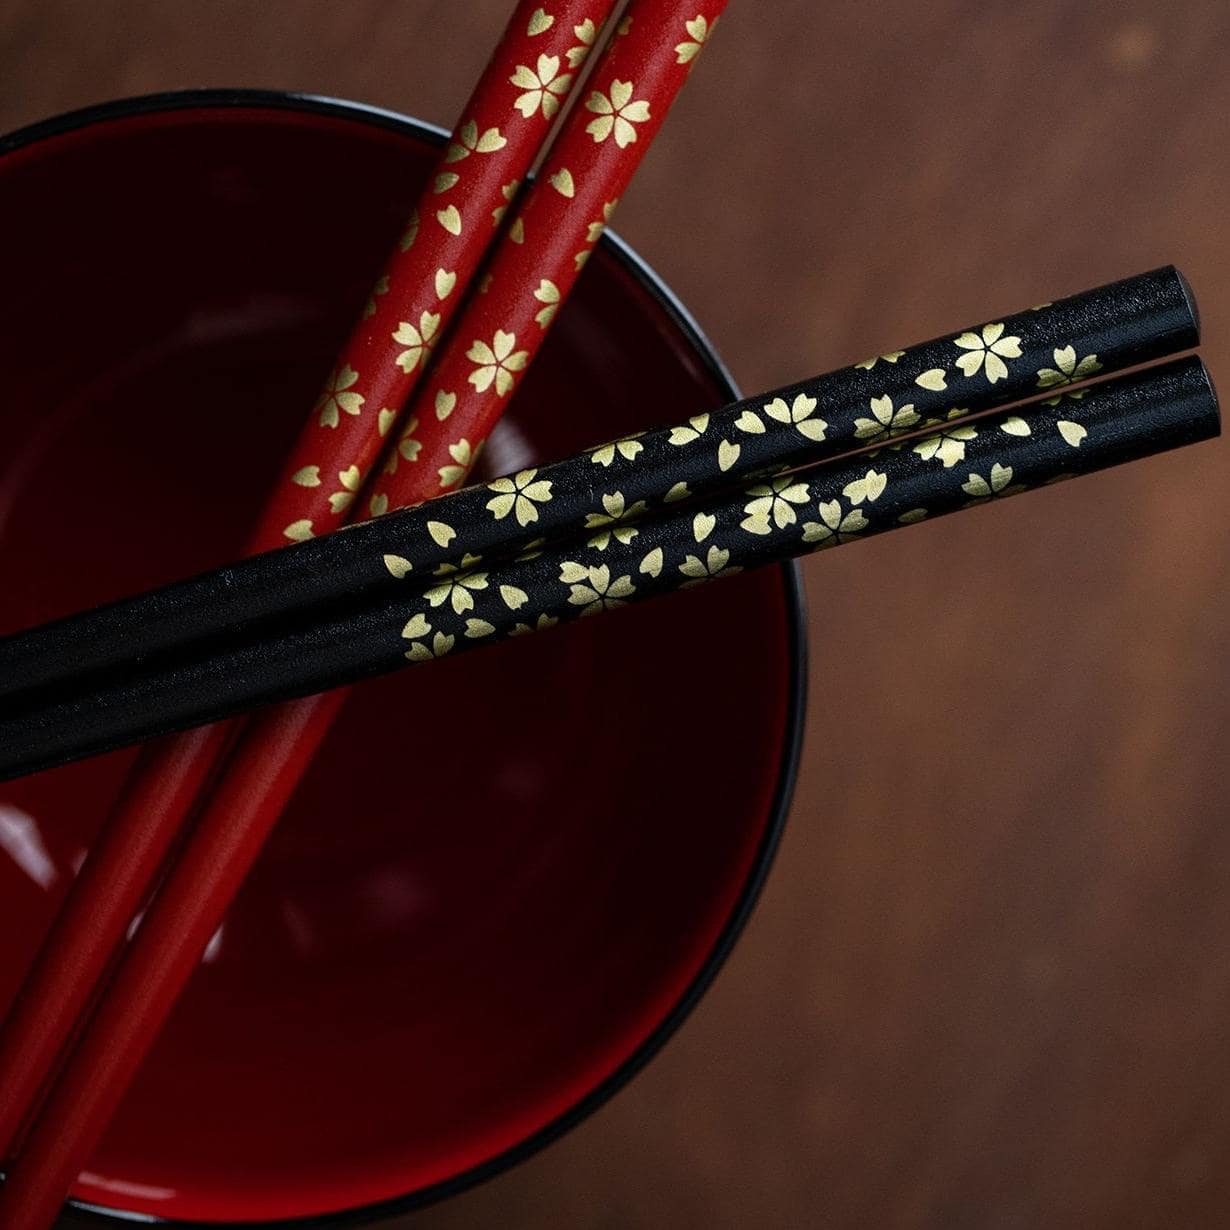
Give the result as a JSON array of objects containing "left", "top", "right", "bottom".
[{"left": 4, "top": 2, "right": 1230, "bottom": 1226}]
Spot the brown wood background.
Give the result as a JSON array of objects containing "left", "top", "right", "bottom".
[{"left": 4, "top": 2, "right": 1230, "bottom": 1226}]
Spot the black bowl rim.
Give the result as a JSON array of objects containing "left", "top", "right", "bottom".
[{"left": 1, "top": 88, "right": 808, "bottom": 1229}]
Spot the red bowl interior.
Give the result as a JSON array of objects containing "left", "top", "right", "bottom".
[{"left": 0, "top": 95, "right": 801, "bottom": 1224}]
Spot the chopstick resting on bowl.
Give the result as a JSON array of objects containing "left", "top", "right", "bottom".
[
  {"left": 0, "top": 266, "right": 1199, "bottom": 700},
  {"left": 0, "top": 4, "right": 732, "bottom": 1228},
  {"left": 0, "top": 0, "right": 624, "bottom": 1198}
]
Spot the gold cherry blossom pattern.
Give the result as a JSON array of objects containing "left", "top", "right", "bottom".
[
  {"left": 392, "top": 312, "right": 440, "bottom": 374},
  {"left": 802, "top": 500, "right": 868, "bottom": 548},
  {"left": 589, "top": 434, "right": 644, "bottom": 466},
  {"left": 854, "top": 394, "right": 920, "bottom": 442},
  {"left": 678, "top": 545, "right": 740, "bottom": 586},
  {"left": 467, "top": 330, "right": 529, "bottom": 396},
  {"left": 1036, "top": 346, "right": 1102, "bottom": 405},
  {"left": 961, "top": 462, "right": 1025, "bottom": 503},
  {"left": 953, "top": 322, "right": 1022, "bottom": 384},
  {"left": 434, "top": 390, "right": 457, "bottom": 421},
  {"left": 426, "top": 556, "right": 488, "bottom": 614},
  {"left": 584, "top": 492, "right": 648, "bottom": 548},
  {"left": 373, "top": 384, "right": 1138, "bottom": 675},
  {"left": 912, "top": 410, "right": 978, "bottom": 468},
  {"left": 383, "top": 416, "right": 423, "bottom": 476},
  {"left": 486, "top": 469, "right": 554, "bottom": 526},
  {"left": 402, "top": 613, "right": 455, "bottom": 662},
  {"left": 438, "top": 438, "right": 474, "bottom": 489},
  {"left": 510, "top": 54, "right": 574, "bottom": 119},
  {"left": 669, "top": 413, "right": 710, "bottom": 446},
  {"left": 566, "top": 17, "right": 597, "bottom": 67},
  {"left": 492, "top": 179, "right": 520, "bottom": 227},
  {"left": 763, "top": 393, "right": 828, "bottom": 441},
  {"left": 739, "top": 476, "right": 811, "bottom": 535},
  {"left": 854, "top": 350, "right": 905, "bottom": 370},
  {"left": 526, "top": 7, "right": 553, "bottom": 36},
  {"left": 445, "top": 119, "right": 508, "bottom": 163},
  {"left": 561, "top": 561, "right": 636, "bottom": 615},
  {"left": 548, "top": 168, "right": 575, "bottom": 198},
  {"left": 315, "top": 365, "right": 365, "bottom": 429},
  {"left": 675, "top": 15, "right": 712, "bottom": 63},
  {"left": 533, "top": 279, "right": 561, "bottom": 328},
  {"left": 328, "top": 465, "right": 362, "bottom": 515},
  {"left": 841, "top": 468, "right": 887, "bottom": 506},
  {"left": 585, "top": 79, "right": 651, "bottom": 147}
]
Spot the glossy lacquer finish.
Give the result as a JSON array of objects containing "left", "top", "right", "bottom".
[{"left": 0, "top": 96, "right": 802, "bottom": 1224}]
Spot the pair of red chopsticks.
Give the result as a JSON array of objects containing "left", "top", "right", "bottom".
[{"left": 0, "top": 2, "right": 727, "bottom": 1224}]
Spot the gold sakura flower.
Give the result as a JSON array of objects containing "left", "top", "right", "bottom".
[
  {"left": 486, "top": 468, "right": 554, "bottom": 526},
  {"left": 669, "top": 413, "right": 710, "bottom": 445},
  {"left": 961, "top": 462, "right": 1024, "bottom": 503},
  {"left": 510, "top": 54, "right": 573, "bottom": 119},
  {"left": 585, "top": 79, "right": 651, "bottom": 147},
  {"left": 533, "top": 278, "right": 561, "bottom": 328},
  {"left": 739, "top": 476, "right": 811, "bottom": 535},
  {"left": 802, "top": 500, "right": 869, "bottom": 548},
  {"left": 953, "top": 322, "right": 1022, "bottom": 383},
  {"left": 675, "top": 15, "right": 712, "bottom": 63},
  {"left": 383, "top": 416, "right": 422, "bottom": 476},
  {"left": 1036, "top": 345, "right": 1102, "bottom": 404},
  {"left": 467, "top": 329, "right": 529, "bottom": 396},
  {"left": 566, "top": 18, "right": 596, "bottom": 67},
  {"left": 425, "top": 561, "right": 489, "bottom": 614},
  {"left": 392, "top": 312, "right": 440, "bottom": 373},
  {"left": 763, "top": 392, "right": 828, "bottom": 441},
  {"left": 402, "top": 612, "right": 455, "bottom": 660},
  {"left": 854, "top": 394, "right": 920, "bottom": 442},
  {"left": 327, "top": 464, "right": 361, "bottom": 514},
  {"left": 588, "top": 434, "right": 644, "bottom": 466},
  {"left": 854, "top": 350, "right": 905, "bottom": 370},
  {"left": 679, "top": 545, "right": 741, "bottom": 586},
  {"left": 403, "top": 618, "right": 455, "bottom": 663},
  {"left": 561, "top": 561, "right": 636, "bottom": 615},
  {"left": 315, "top": 365, "right": 365, "bottom": 429},
  {"left": 584, "top": 491, "right": 647, "bottom": 549},
  {"left": 445, "top": 118, "right": 507, "bottom": 163},
  {"left": 911, "top": 409, "right": 977, "bottom": 468},
  {"left": 438, "top": 438, "right": 473, "bottom": 489}
]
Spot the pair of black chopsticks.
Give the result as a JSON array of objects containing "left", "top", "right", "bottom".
[{"left": 0, "top": 267, "right": 1216, "bottom": 781}]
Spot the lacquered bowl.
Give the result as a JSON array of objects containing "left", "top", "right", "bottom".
[{"left": 0, "top": 91, "right": 805, "bottom": 1225}]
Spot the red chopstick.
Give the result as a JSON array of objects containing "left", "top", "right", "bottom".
[
  {"left": 0, "top": 3, "right": 728, "bottom": 1226},
  {"left": 0, "top": 0, "right": 618, "bottom": 1188}
]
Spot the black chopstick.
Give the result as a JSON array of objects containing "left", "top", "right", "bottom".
[
  {"left": 0, "top": 267, "right": 1198, "bottom": 705},
  {"left": 0, "top": 355, "right": 1216, "bottom": 782}
]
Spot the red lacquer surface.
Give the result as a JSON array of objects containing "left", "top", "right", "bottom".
[{"left": 0, "top": 100, "right": 796, "bottom": 1223}]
